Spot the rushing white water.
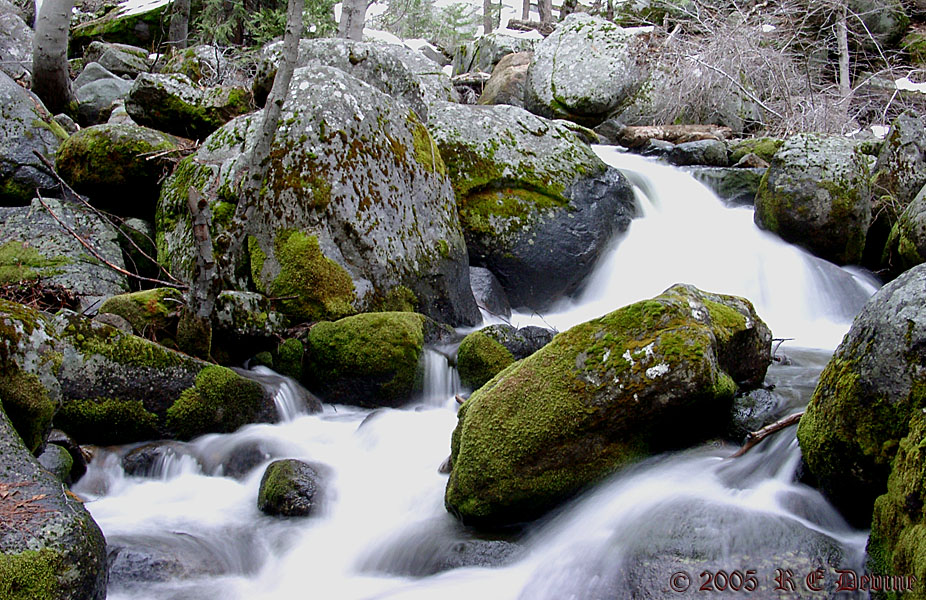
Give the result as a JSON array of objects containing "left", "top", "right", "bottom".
[
  {"left": 78, "top": 152, "right": 879, "bottom": 599},
  {"left": 501, "top": 147, "right": 879, "bottom": 350}
]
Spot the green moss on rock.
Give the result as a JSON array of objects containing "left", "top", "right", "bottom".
[
  {"left": 0, "top": 241, "right": 70, "bottom": 285},
  {"left": 275, "top": 338, "right": 304, "bottom": 380},
  {"left": 165, "top": 365, "right": 265, "bottom": 440},
  {"left": 0, "top": 370, "right": 57, "bottom": 454},
  {"left": 456, "top": 330, "right": 515, "bottom": 390},
  {"left": 0, "top": 549, "right": 61, "bottom": 600},
  {"left": 98, "top": 287, "right": 183, "bottom": 339},
  {"left": 729, "top": 137, "right": 783, "bottom": 164},
  {"left": 305, "top": 312, "right": 425, "bottom": 407},
  {"left": 54, "top": 397, "right": 159, "bottom": 445}
]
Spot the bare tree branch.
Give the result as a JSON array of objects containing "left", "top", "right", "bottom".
[{"left": 728, "top": 412, "right": 804, "bottom": 459}]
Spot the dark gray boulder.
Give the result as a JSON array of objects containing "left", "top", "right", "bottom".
[
  {"left": 469, "top": 266, "right": 511, "bottom": 318},
  {"left": 0, "top": 405, "right": 108, "bottom": 600},
  {"left": 0, "top": 72, "right": 66, "bottom": 205},
  {"left": 482, "top": 324, "right": 554, "bottom": 359},
  {"left": 689, "top": 166, "right": 766, "bottom": 206},
  {"left": 83, "top": 41, "right": 151, "bottom": 77},
  {"left": 257, "top": 458, "right": 323, "bottom": 517},
  {"left": 73, "top": 62, "right": 134, "bottom": 125},
  {"left": 798, "top": 263, "right": 926, "bottom": 525},
  {"left": 524, "top": 13, "right": 652, "bottom": 125},
  {"left": 158, "top": 66, "right": 479, "bottom": 326},
  {"left": 121, "top": 441, "right": 201, "bottom": 477},
  {"left": 667, "top": 139, "right": 728, "bottom": 167},
  {"left": 37, "top": 443, "right": 74, "bottom": 483},
  {"left": 754, "top": 134, "right": 871, "bottom": 265},
  {"left": 429, "top": 101, "right": 636, "bottom": 309}
]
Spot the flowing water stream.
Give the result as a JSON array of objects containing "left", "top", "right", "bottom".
[{"left": 76, "top": 149, "right": 879, "bottom": 599}]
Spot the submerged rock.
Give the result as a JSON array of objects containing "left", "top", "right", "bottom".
[
  {"left": 429, "top": 102, "right": 636, "bottom": 309},
  {"left": 158, "top": 66, "right": 478, "bottom": 326},
  {"left": 754, "top": 134, "right": 871, "bottom": 265},
  {"left": 445, "top": 284, "right": 771, "bottom": 527},
  {"left": 0, "top": 405, "right": 108, "bottom": 600},
  {"left": 304, "top": 312, "right": 425, "bottom": 408},
  {"left": 797, "top": 263, "right": 926, "bottom": 525},
  {"left": 257, "top": 458, "right": 323, "bottom": 517}
]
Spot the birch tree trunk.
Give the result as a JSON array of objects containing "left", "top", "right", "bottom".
[
  {"left": 32, "top": 0, "right": 74, "bottom": 115},
  {"left": 338, "top": 0, "right": 366, "bottom": 40}
]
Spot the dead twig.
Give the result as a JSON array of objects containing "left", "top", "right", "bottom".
[{"left": 728, "top": 411, "right": 804, "bottom": 459}]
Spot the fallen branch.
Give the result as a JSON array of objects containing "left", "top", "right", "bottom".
[
  {"left": 728, "top": 411, "right": 804, "bottom": 459},
  {"left": 32, "top": 150, "right": 185, "bottom": 287},
  {"left": 35, "top": 193, "right": 188, "bottom": 290}
]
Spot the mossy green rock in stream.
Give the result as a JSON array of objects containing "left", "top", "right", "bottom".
[
  {"left": 98, "top": 287, "right": 182, "bottom": 340},
  {"left": 456, "top": 330, "right": 515, "bottom": 390},
  {"left": 754, "top": 133, "right": 871, "bottom": 265},
  {"left": 0, "top": 198, "right": 130, "bottom": 311},
  {"left": 524, "top": 13, "right": 652, "bottom": 125},
  {"left": 729, "top": 137, "right": 783, "bottom": 165},
  {"left": 55, "top": 124, "right": 179, "bottom": 219},
  {"left": 0, "top": 71, "right": 65, "bottom": 205},
  {"left": 882, "top": 183, "right": 926, "bottom": 277},
  {"left": 305, "top": 312, "right": 425, "bottom": 408},
  {"left": 868, "top": 412, "right": 926, "bottom": 598},
  {"left": 257, "top": 458, "right": 322, "bottom": 517},
  {"left": 158, "top": 66, "right": 479, "bottom": 326},
  {"left": 70, "top": 0, "right": 170, "bottom": 51},
  {"left": 165, "top": 365, "right": 266, "bottom": 440},
  {"left": 125, "top": 73, "right": 252, "bottom": 140},
  {"left": 797, "top": 263, "right": 926, "bottom": 527},
  {"left": 0, "top": 405, "right": 108, "bottom": 600},
  {"left": 428, "top": 102, "right": 636, "bottom": 309},
  {"left": 445, "top": 284, "right": 771, "bottom": 527}
]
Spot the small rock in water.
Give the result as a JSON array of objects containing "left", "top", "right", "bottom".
[
  {"left": 121, "top": 441, "right": 200, "bottom": 478},
  {"left": 257, "top": 459, "right": 324, "bottom": 517}
]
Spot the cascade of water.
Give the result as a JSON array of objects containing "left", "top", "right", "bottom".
[
  {"left": 235, "top": 365, "right": 315, "bottom": 421},
  {"left": 417, "top": 347, "right": 462, "bottom": 407}
]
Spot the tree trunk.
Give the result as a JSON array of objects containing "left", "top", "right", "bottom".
[
  {"left": 338, "top": 0, "right": 366, "bottom": 40},
  {"left": 179, "top": 0, "right": 303, "bottom": 357},
  {"left": 521, "top": 0, "right": 529, "bottom": 20},
  {"left": 483, "top": 0, "right": 493, "bottom": 34},
  {"left": 560, "top": 0, "right": 576, "bottom": 19},
  {"left": 32, "top": 0, "right": 74, "bottom": 115},
  {"left": 837, "top": 2, "right": 851, "bottom": 98},
  {"left": 538, "top": 0, "right": 552, "bottom": 24},
  {"left": 168, "top": 0, "right": 192, "bottom": 49}
]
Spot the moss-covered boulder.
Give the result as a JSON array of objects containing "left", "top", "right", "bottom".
[
  {"left": 524, "top": 13, "right": 652, "bottom": 126},
  {"left": 125, "top": 73, "right": 252, "bottom": 140},
  {"left": 0, "top": 0, "right": 32, "bottom": 84},
  {"left": 445, "top": 284, "right": 771, "bottom": 526},
  {"left": 304, "top": 312, "right": 426, "bottom": 408},
  {"left": 456, "top": 331, "right": 515, "bottom": 390},
  {"left": 729, "top": 137, "right": 784, "bottom": 165},
  {"left": 165, "top": 365, "right": 267, "bottom": 440},
  {"left": 868, "top": 412, "right": 926, "bottom": 596},
  {"left": 55, "top": 124, "right": 179, "bottom": 218},
  {"left": 70, "top": 0, "right": 170, "bottom": 51},
  {"left": 0, "top": 198, "right": 130, "bottom": 310},
  {"left": 797, "top": 263, "right": 926, "bottom": 526},
  {"left": 0, "top": 71, "right": 65, "bottom": 205},
  {"left": 0, "top": 405, "right": 108, "bottom": 600},
  {"left": 689, "top": 166, "right": 766, "bottom": 206},
  {"left": 82, "top": 41, "right": 150, "bottom": 78},
  {"left": 98, "top": 287, "right": 182, "bottom": 340},
  {"left": 157, "top": 66, "right": 479, "bottom": 326},
  {"left": 882, "top": 183, "right": 926, "bottom": 277},
  {"left": 257, "top": 458, "right": 323, "bottom": 517},
  {"left": 754, "top": 133, "right": 871, "bottom": 265},
  {"left": 429, "top": 102, "right": 636, "bottom": 309}
]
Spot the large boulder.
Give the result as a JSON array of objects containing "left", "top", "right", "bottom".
[
  {"left": 73, "top": 63, "right": 134, "bottom": 126},
  {"left": 0, "top": 72, "right": 67, "bottom": 205},
  {"left": 0, "top": 198, "right": 130, "bottom": 310},
  {"left": 797, "top": 263, "right": 926, "bottom": 526},
  {"left": 478, "top": 51, "right": 531, "bottom": 108},
  {"left": 445, "top": 284, "right": 771, "bottom": 526},
  {"left": 524, "top": 13, "right": 652, "bottom": 125},
  {"left": 304, "top": 312, "right": 425, "bottom": 408},
  {"left": 456, "top": 324, "right": 554, "bottom": 389},
  {"left": 70, "top": 0, "right": 171, "bottom": 51},
  {"left": 0, "top": 406, "right": 108, "bottom": 600},
  {"left": 868, "top": 412, "right": 926, "bottom": 596},
  {"left": 56, "top": 124, "right": 179, "bottom": 218},
  {"left": 0, "top": 0, "right": 32, "bottom": 84},
  {"left": 754, "top": 134, "right": 871, "bottom": 265},
  {"left": 882, "top": 183, "right": 926, "bottom": 276},
  {"left": 125, "top": 73, "right": 252, "bottom": 140},
  {"left": 83, "top": 41, "right": 151, "bottom": 78},
  {"left": 253, "top": 39, "right": 454, "bottom": 122},
  {"left": 689, "top": 166, "right": 766, "bottom": 206},
  {"left": 452, "top": 32, "right": 537, "bottom": 76},
  {"left": 97, "top": 287, "right": 183, "bottom": 340},
  {"left": 429, "top": 102, "right": 636, "bottom": 309},
  {"left": 164, "top": 365, "right": 268, "bottom": 440},
  {"left": 158, "top": 66, "right": 479, "bottom": 326}
]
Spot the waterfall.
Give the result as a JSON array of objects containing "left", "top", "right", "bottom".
[
  {"left": 76, "top": 152, "right": 879, "bottom": 600},
  {"left": 235, "top": 365, "right": 317, "bottom": 422}
]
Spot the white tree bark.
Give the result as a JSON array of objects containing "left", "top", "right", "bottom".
[{"left": 32, "top": 0, "right": 74, "bottom": 115}]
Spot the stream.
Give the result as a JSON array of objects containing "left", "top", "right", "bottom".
[{"left": 75, "top": 149, "right": 880, "bottom": 599}]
